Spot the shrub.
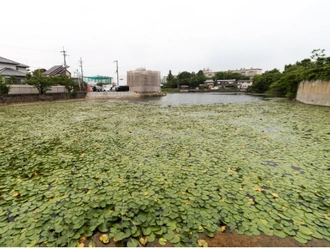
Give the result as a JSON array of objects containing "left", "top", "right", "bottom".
[{"left": 0, "top": 76, "right": 11, "bottom": 95}]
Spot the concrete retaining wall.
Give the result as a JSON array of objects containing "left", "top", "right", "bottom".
[
  {"left": 9, "top": 85, "right": 67, "bottom": 94},
  {"left": 86, "top": 92, "right": 136, "bottom": 99},
  {"left": 296, "top": 81, "right": 330, "bottom": 106}
]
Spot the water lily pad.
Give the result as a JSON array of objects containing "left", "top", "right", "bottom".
[
  {"left": 139, "top": 237, "right": 148, "bottom": 245},
  {"left": 127, "top": 238, "right": 139, "bottom": 247},
  {"left": 294, "top": 235, "right": 308, "bottom": 244},
  {"left": 158, "top": 237, "right": 167, "bottom": 246},
  {"left": 99, "top": 234, "right": 110, "bottom": 244}
]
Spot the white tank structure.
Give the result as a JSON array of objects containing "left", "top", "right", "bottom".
[{"left": 127, "top": 68, "right": 161, "bottom": 93}]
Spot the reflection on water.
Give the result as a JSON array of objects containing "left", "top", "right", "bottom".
[{"left": 128, "top": 92, "right": 266, "bottom": 106}]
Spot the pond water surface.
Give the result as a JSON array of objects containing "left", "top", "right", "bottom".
[{"left": 128, "top": 92, "right": 267, "bottom": 106}]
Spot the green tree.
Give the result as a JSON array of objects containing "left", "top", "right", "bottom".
[
  {"left": 250, "top": 69, "right": 282, "bottom": 93},
  {"left": 270, "top": 49, "right": 330, "bottom": 98},
  {"left": 27, "top": 69, "right": 54, "bottom": 95},
  {"left": 311, "top": 48, "right": 326, "bottom": 67},
  {"left": 177, "top": 71, "right": 192, "bottom": 87},
  {"left": 166, "top": 70, "right": 178, "bottom": 88},
  {"left": 52, "top": 75, "right": 78, "bottom": 93},
  {"left": 0, "top": 75, "right": 11, "bottom": 95},
  {"left": 196, "top": 70, "right": 207, "bottom": 85},
  {"left": 6, "top": 75, "right": 17, "bottom": 85}
]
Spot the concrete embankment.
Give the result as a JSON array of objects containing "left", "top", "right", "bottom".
[
  {"left": 86, "top": 92, "right": 136, "bottom": 100},
  {"left": 296, "top": 81, "right": 330, "bottom": 106}
]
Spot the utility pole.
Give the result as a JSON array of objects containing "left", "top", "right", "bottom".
[
  {"left": 60, "top": 47, "right": 68, "bottom": 68},
  {"left": 76, "top": 69, "right": 81, "bottom": 90},
  {"left": 114, "top": 60, "right": 119, "bottom": 86},
  {"left": 79, "top": 57, "right": 84, "bottom": 88}
]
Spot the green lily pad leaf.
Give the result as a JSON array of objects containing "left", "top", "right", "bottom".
[
  {"left": 163, "top": 230, "right": 175, "bottom": 241},
  {"left": 142, "top": 227, "right": 151, "bottom": 236},
  {"left": 54, "top": 224, "right": 64, "bottom": 233},
  {"left": 171, "top": 234, "right": 180, "bottom": 244},
  {"left": 127, "top": 238, "right": 139, "bottom": 247},
  {"left": 297, "top": 231, "right": 312, "bottom": 241},
  {"left": 283, "top": 227, "right": 296, "bottom": 236},
  {"left": 258, "top": 224, "right": 273, "bottom": 236},
  {"left": 98, "top": 223, "right": 108, "bottom": 233},
  {"left": 312, "top": 231, "right": 323, "bottom": 239},
  {"left": 318, "top": 227, "right": 330, "bottom": 236},
  {"left": 278, "top": 213, "right": 291, "bottom": 220},
  {"left": 273, "top": 223, "right": 282, "bottom": 230},
  {"left": 148, "top": 232, "right": 156, "bottom": 243},
  {"left": 294, "top": 235, "right": 308, "bottom": 244},
  {"left": 274, "top": 230, "right": 286, "bottom": 238},
  {"left": 167, "top": 220, "right": 177, "bottom": 231},
  {"left": 114, "top": 231, "right": 126, "bottom": 242},
  {"left": 205, "top": 229, "right": 215, "bottom": 237},
  {"left": 299, "top": 226, "right": 312, "bottom": 236}
]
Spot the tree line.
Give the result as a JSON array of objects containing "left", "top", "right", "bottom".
[
  {"left": 165, "top": 70, "right": 249, "bottom": 89},
  {"left": 249, "top": 49, "right": 330, "bottom": 98}
]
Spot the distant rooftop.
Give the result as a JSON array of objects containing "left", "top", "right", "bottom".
[
  {"left": 43, "top": 65, "right": 68, "bottom": 76},
  {"left": 0, "top": 56, "right": 29, "bottom": 68},
  {"left": 0, "top": 67, "right": 27, "bottom": 77}
]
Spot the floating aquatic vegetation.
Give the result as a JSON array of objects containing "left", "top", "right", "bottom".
[{"left": 0, "top": 99, "right": 329, "bottom": 246}]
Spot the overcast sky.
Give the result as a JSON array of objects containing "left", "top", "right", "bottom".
[{"left": 1, "top": 0, "right": 330, "bottom": 79}]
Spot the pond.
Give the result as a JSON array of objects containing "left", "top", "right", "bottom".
[
  {"left": 0, "top": 98, "right": 329, "bottom": 247},
  {"left": 128, "top": 92, "right": 266, "bottom": 106}
]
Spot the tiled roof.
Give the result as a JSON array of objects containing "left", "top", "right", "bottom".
[
  {"left": 0, "top": 56, "right": 29, "bottom": 68},
  {"left": 0, "top": 67, "right": 27, "bottom": 77},
  {"left": 42, "top": 65, "right": 67, "bottom": 76}
]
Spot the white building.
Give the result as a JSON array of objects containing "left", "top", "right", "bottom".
[
  {"left": 237, "top": 80, "right": 253, "bottom": 91},
  {"left": 228, "top": 68, "right": 262, "bottom": 79}
]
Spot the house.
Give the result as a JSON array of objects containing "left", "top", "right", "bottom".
[
  {"left": 43, "top": 65, "right": 71, "bottom": 77},
  {"left": 0, "top": 56, "right": 29, "bottom": 83},
  {"left": 215, "top": 79, "right": 237, "bottom": 89},
  {"left": 237, "top": 80, "right": 253, "bottom": 91},
  {"left": 204, "top": 79, "right": 214, "bottom": 88}
]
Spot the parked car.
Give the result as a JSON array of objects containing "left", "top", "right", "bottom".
[
  {"left": 115, "top": 85, "right": 129, "bottom": 92},
  {"left": 102, "top": 85, "right": 112, "bottom": 92},
  {"left": 92, "top": 85, "right": 102, "bottom": 92}
]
